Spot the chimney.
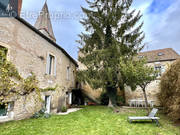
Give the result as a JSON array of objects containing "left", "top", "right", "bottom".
[{"left": 18, "top": 0, "right": 22, "bottom": 16}]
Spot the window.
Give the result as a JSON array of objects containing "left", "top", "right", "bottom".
[
  {"left": 0, "top": 104, "right": 7, "bottom": 116},
  {"left": 155, "top": 65, "right": 162, "bottom": 77},
  {"left": 161, "top": 65, "right": 166, "bottom": 74},
  {"left": 44, "top": 96, "right": 51, "bottom": 114},
  {"left": 158, "top": 52, "right": 164, "bottom": 56},
  {"left": 49, "top": 55, "right": 54, "bottom": 75},
  {"left": 46, "top": 54, "right": 56, "bottom": 76},
  {"left": 67, "top": 66, "right": 70, "bottom": 80},
  {"left": 138, "top": 55, "right": 143, "bottom": 59},
  {"left": 72, "top": 70, "right": 75, "bottom": 84},
  {"left": 155, "top": 64, "right": 166, "bottom": 77},
  {"left": 0, "top": 46, "right": 8, "bottom": 57},
  {"left": 66, "top": 92, "right": 72, "bottom": 105},
  {"left": 0, "top": 102, "right": 13, "bottom": 117}
]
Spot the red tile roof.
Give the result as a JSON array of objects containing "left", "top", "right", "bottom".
[{"left": 138, "top": 48, "right": 180, "bottom": 63}]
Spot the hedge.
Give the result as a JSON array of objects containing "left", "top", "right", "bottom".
[{"left": 159, "top": 59, "right": 180, "bottom": 120}]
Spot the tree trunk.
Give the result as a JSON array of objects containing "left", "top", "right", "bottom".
[
  {"left": 142, "top": 89, "right": 150, "bottom": 113},
  {"left": 121, "top": 88, "right": 126, "bottom": 105},
  {"left": 106, "top": 85, "right": 117, "bottom": 108},
  {"left": 108, "top": 98, "right": 114, "bottom": 107}
]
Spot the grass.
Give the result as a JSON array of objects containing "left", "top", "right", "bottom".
[{"left": 0, "top": 106, "right": 179, "bottom": 135}]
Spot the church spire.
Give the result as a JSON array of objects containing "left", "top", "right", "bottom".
[{"left": 34, "top": 2, "right": 56, "bottom": 42}]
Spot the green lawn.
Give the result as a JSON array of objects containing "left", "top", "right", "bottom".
[{"left": 0, "top": 106, "right": 179, "bottom": 135}]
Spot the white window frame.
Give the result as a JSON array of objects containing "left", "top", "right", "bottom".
[
  {"left": 155, "top": 65, "right": 162, "bottom": 77},
  {"left": 44, "top": 95, "right": 51, "bottom": 114},
  {"left": 161, "top": 65, "right": 166, "bottom": 74},
  {"left": 0, "top": 103, "right": 12, "bottom": 119},
  {"left": 46, "top": 53, "right": 57, "bottom": 76},
  {"left": 68, "top": 92, "right": 72, "bottom": 105}
]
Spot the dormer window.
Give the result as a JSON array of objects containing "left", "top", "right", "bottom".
[
  {"left": 138, "top": 55, "right": 143, "bottom": 59},
  {"left": 158, "top": 52, "right": 164, "bottom": 56}
]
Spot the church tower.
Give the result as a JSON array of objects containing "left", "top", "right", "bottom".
[{"left": 34, "top": 2, "right": 56, "bottom": 42}]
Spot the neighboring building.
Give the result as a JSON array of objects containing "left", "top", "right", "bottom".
[
  {"left": 125, "top": 48, "right": 180, "bottom": 105},
  {"left": 0, "top": 1, "right": 78, "bottom": 122},
  {"left": 78, "top": 48, "right": 180, "bottom": 106}
]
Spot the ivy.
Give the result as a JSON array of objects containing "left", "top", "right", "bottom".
[
  {"left": 0, "top": 47, "right": 57, "bottom": 104},
  {"left": 41, "top": 85, "right": 58, "bottom": 92}
]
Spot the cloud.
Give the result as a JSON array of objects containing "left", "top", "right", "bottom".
[
  {"left": 21, "top": 0, "right": 180, "bottom": 60},
  {"left": 147, "top": 0, "right": 175, "bottom": 14},
  {"left": 132, "top": 0, "right": 153, "bottom": 12},
  {"left": 21, "top": 0, "right": 87, "bottom": 60},
  {"left": 141, "top": 0, "right": 180, "bottom": 54}
]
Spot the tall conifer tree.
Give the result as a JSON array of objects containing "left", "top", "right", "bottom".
[{"left": 78, "top": 0, "right": 144, "bottom": 107}]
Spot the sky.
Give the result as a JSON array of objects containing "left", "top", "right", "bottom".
[{"left": 22, "top": 0, "right": 180, "bottom": 60}]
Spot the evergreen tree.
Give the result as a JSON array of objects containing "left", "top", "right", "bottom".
[{"left": 78, "top": 0, "right": 144, "bottom": 107}]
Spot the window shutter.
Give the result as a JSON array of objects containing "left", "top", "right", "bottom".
[
  {"left": 46, "top": 54, "right": 50, "bottom": 74},
  {"left": 161, "top": 65, "right": 165, "bottom": 73},
  {"left": 54, "top": 57, "right": 57, "bottom": 76},
  {"left": 7, "top": 103, "right": 11, "bottom": 112}
]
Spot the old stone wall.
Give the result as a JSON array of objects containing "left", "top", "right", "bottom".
[
  {"left": 0, "top": 18, "right": 77, "bottom": 121},
  {"left": 125, "top": 60, "right": 176, "bottom": 106},
  {"left": 77, "top": 60, "right": 103, "bottom": 102},
  {"left": 78, "top": 54, "right": 176, "bottom": 106}
]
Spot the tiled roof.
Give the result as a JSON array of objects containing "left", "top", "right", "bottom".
[{"left": 138, "top": 48, "right": 180, "bottom": 63}]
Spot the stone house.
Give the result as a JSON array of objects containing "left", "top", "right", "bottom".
[
  {"left": 125, "top": 48, "right": 180, "bottom": 106},
  {"left": 78, "top": 48, "right": 179, "bottom": 106},
  {"left": 0, "top": 1, "right": 78, "bottom": 122}
]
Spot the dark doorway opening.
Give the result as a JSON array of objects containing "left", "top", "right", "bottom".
[
  {"left": 0, "top": 104, "right": 7, "bottom": 116},
  {"left": 72, "top": 89, "right": 84, "bottom": 105}
]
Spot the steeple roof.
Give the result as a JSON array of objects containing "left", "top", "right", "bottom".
[{"left": 34, "top": 2, "right": 56, "bottom": 42}]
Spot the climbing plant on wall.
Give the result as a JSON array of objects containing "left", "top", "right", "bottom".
[{"left": 0, "top": 47, "right": 57, "bottom": 105}]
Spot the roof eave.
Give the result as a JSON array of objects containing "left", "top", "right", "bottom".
[{"left": 147, "top": 59, "right": 178, "bottom": 63}]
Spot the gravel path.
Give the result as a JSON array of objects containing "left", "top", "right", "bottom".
[{"left": 57, "top": 108, "right": 82, "bottom": 115}]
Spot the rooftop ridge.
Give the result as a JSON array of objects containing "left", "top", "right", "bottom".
[
  {"left": 138, "top": 48, "right": 179, "bottom": 63},
  {"left": 139, "top": 48, "right": 173, "bottom": 54}
]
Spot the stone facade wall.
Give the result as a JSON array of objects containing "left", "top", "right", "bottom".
[
  {"left": 77, "top": 60, "right": 103, "bottom": 102},
  {"left": 125, "top": 60, "right": 176, "bottom": 106},
  {"left": 78, "top": 48, "right": 177, "bottom": 106},
  {"left": 81, "top": 83, "right": 103, "bottom": 102},
  {"left": 0, "top": 18, "right": 77, "bottom": 121},
  {"left": 78, "top": 60, "right": 123, "bottom": 103}
]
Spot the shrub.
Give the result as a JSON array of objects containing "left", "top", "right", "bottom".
[
  {"left": 116, "top": 95, "right": 125, "bottom": 106},
  {"left": 100, "top": 92, "right": 109, "bottom": 105},
  {"left": 158, "top": 59, "right": 180, "bottom": 120},
  {"left": 32, "top": 108, "right": 51, "bottom": 119},
  {"left": 61, "top": 106, "right": 67, "bottom": 112},
  {"left": 100, "top": 92, "right": 125, "bottom": 106}
]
